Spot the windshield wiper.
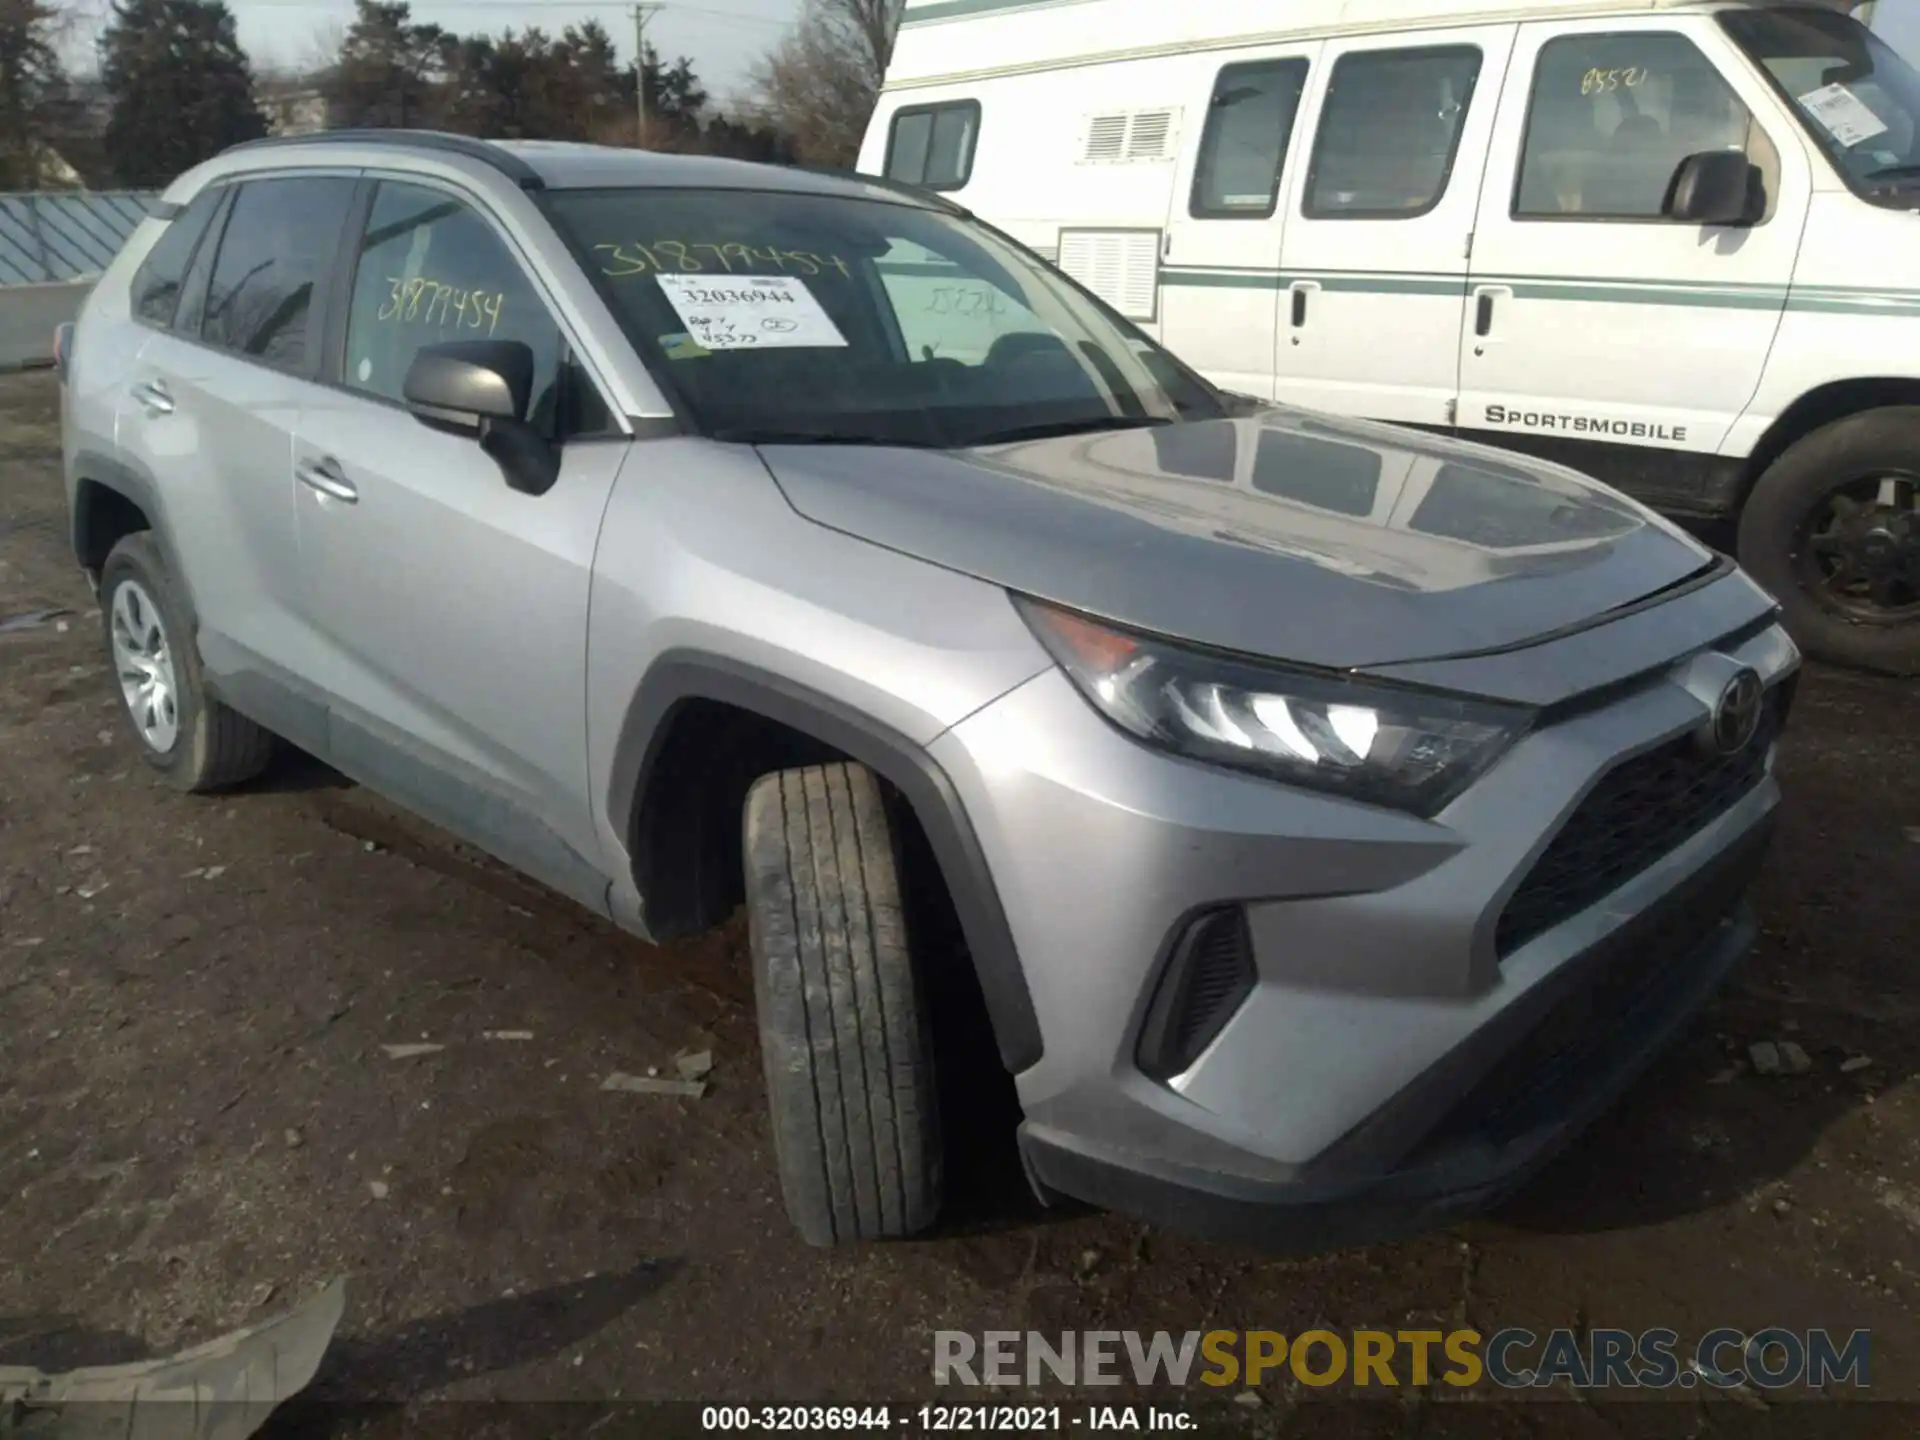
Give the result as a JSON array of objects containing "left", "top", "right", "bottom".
[
  {"left": 710, "top": 426, "right": 934, "bottom": 447},
  {"left": 964, "top": 415, "right": 1173, "bottom": 447}
]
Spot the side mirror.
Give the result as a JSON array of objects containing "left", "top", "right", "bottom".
[
  {"left": 401, "top": 340, "right": 559, "bottom": 496},
  {"left": 1663, "top": 150, "right": 1763, "bottom": 227}
]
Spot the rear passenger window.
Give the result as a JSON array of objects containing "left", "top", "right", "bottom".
[
  {"left": 130, "top": 186, "right": 223, "bottom": 328},
  {"left": 1191, "top": 59, "right": 1310, "bottom": 218},
  {"left": 1303, "top": 46, "right": 1484, "bottom": 218},
  {"left": 200, "top": 177, "right": 355, "bottom": 371},
  {"left": 885, "top": 101, "right": 981, "bottom": 190},
  {"left": 1516, "top": 33, "right": 1772, "bottom": 219}
]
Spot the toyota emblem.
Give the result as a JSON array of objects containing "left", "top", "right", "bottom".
[{"left": 1709, "top": 668, "right": 1765, "bottom": 756}]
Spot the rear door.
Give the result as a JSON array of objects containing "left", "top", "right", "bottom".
[
  {"left": 290, "top": 176, "right": 628, "bottom": 910},
  {"left": 118, "top": 172, "right": 356, "bottom": 751},
  {"left": 1158, "top": 46, "right": 1320, "bottom": 397},
  {"left": 1271, "top": 25, "right": 1518, "bottom": 426}
]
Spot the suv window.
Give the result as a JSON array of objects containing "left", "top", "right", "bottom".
[
  {"left": 342, "top": 180, "right": 609, "bottom": 439},
  {"left": 1303, "top": 46, "right": 1484, "bottom": 218},
  {"left": 885, "top": 102, "right": 981, "bottom": 190},
  {"left": 1517, "top": 32, "right": 1774, "bottom": 219},
  {"left": 201, "top": 176, "right": 355, "bottom": 371},
  {"left": 130, "top": 185, "right": 223, "bottom": 328},
  {"left": 1191, "top": 59, "right": 1311, "bottom": 218}
]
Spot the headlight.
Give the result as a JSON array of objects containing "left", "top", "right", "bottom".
[{"left": 1017, "top": 598, "right": 1532, "bottom": 816}]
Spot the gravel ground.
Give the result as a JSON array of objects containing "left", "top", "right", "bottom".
[{"left": 2, "top": 369, "right": 1916, "bottom": 1435}]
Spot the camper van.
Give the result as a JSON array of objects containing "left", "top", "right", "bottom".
[{"left": 859, "top": 0, "right": 1920, "bottom": 674}]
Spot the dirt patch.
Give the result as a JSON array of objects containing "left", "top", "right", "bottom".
[{"left": 2, "top": 370, "right": 1915, "bottom": 1428}]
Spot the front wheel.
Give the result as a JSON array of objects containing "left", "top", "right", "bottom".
[
  {"left": 1737, "top": 407, "right": 1920, "bottom": 676},
  {"left": 743, "top": 762, "right": 942, "bottom": 1246}
]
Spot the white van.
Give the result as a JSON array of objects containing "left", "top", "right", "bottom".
[{"left": 858, "top": 0, "right": 1920, "bottom": 673}]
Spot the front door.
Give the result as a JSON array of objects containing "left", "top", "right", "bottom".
[
  {"left": 291, "top": 177, "right": 628, "bottom": 911},
  {"left": 1158, "top": 45, "right": 1320, "bottom": 398},
  {"left": 1455, "top": 17, "right": 1807, "bottom": 506},
  {"left": 1271, "top": 25, "right": 1518, "bottom": 426}
]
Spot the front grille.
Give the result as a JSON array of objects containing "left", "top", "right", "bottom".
[
  {"left": 1495, "top": 687, "right": 1786, "bottom": 958},
  {"left": 1137, "top": 907, "right": 1257, "bottom": 1080},
  {"left": 1417, "top": 822, "right": 1769, "bottom": 1157}
]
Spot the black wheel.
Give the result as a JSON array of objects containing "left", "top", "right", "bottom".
[
  {"left": 743, "top": 762, "right": 942, "bottom": 1246},
  {"left": 99, "top": 533, "right": 275, "bottom": 792},
  {"left": 1738, "top": 408, "right": 1920, "bottom": 676}
]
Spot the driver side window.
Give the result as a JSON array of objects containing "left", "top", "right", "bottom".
[
  {"left": 1515, "top": 32, "right": 1779, "bottom": 219},
  {"left": 343, "top": 181, "right": 610, "bottom": 437}
]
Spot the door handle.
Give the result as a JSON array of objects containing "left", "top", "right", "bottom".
[
  {"left": 296, "top": 457, "right": 358, "bottom": 504},
  {"left": 1472, "top": 285, "right": 1513, "bottom": 340},
  {"left": 1288, "top": 279, "right": 1321, "bottom": 329},
  {"left": 129, "top": 379, "right": 173, "bottom": 416}
]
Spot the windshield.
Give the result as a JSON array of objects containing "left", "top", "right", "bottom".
[
  {"left": 1722, "top": 6, "right": 1920, "bottom": 201},
  {"left": 545, "top": 186, "right": 1225, "bottom": 447}
]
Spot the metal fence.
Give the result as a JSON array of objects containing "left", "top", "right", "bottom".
[{"left": 0, "top": 191, "right": 161, "bottom": 286}]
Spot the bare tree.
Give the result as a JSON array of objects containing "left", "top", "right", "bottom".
[{"left": 748, "top": 0, "right": 901, "bottom": 166}]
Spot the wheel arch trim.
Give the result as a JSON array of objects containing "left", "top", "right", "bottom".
[{"left": 610, "top": 650, "right": 1044, "bottom": 1075}]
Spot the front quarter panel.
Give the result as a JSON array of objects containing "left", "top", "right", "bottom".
[{"left": 588, "top": 438, "right": 1053, "bottom": 925}]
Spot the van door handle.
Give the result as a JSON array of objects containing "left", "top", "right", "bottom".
[
  {"left": 1472, "top": 285, "right": 1512, "bottom": 340},
  {"left": 1288, "top": 279, "right": 1321, "bottom": 329},
  {"left": 129, "top": 379, "right": 173, "bottom": 416},
  {"left": 296, "top": 457, "right": 358, "bottom": 504}
]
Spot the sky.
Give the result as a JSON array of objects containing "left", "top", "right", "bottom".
[{"left": 62, "top": 0, "right": 807, "bottom": 106}]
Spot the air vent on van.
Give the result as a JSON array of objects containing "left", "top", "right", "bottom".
[
  {"left": 1080, "top": 108, "right": 1178, "bottom": 164},
  {"left": 1058, "top": 228, "right": 1161, "bottom": 323},
  {"left": 1083, "top": 113, "right": 1129, "bottom": 162}
]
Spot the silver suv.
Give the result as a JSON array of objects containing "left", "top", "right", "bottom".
[{"left": 60, "top": 131, "right": 1798, "bottom": 1251}]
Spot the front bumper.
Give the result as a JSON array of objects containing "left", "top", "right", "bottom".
[
  {"left": 930, "top": 596, "right": 1795, "bottom": 1250},
  {"left": 1016, "top": 819, "right": 1767, "bottom": 1252}
]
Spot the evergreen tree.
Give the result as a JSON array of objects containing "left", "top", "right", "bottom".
[
  {"left": 100, "top": 0, "right": 266, "bottom": 188},
  {"left": 0, "top": 0, "right": 71, "bottom": 188}
]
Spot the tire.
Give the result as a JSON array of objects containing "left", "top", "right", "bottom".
[
  {"left": 1737, "top": 408, "right": 1920, "bottom": 676},
  {"left": 743, "top": 762, "right": 942, "bottom": 1246},
  {"left": 99, "top": 533, "right": 275, "bottom": 792}
]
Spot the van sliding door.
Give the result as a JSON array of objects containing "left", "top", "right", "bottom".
[
  {"left": 1271, "top": 25, "right": 1519, "bottom": 426},
  {"left": 1158, "top": 44, "right": 1322, "bottom": 398}
]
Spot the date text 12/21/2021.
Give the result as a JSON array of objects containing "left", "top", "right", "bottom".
[{"left": 699, "top": 1406, "right": 1202, "bottom": 1432}]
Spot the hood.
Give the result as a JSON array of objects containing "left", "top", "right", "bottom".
[{"left": 756, "top": 407, "right": 1716, "bottom": 670}]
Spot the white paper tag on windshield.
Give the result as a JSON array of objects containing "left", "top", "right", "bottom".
[
  {"left": 654, "top": 274, "right": 848, "bottom": 351},
  {"left": 1797, "top": 82, "right": 1890, "bottom": 147}
]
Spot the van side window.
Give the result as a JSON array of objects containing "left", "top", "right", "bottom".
[
  {"left": 1303, "top": 46, "right": 1484, "bottom": 218},
  {"left": 1516, "top": 33, "right": 1774, "bottom": 220},
  {"left": 200, "top": 176, "right": 356, "bottom": 373},
  {"left": 1190, "top": 59, "right": 1311, "bottom": 218},
  {"left": 130, "top": 186, "right": 223, "bottom": 328},
  {"left": 885, "top": 101, "right": 981, "bottom": 190}
]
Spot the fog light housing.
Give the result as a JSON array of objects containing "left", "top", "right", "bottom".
[{"left": 1137, "top": 906, "right": 1256, "bottom": 1080}]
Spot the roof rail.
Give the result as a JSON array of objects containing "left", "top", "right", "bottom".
[
  {"left": 220, "top": 129, "right": 545, "bottom": 190},
  {"left": 790, "top": 163, "right": 971, "bottom": 217}
]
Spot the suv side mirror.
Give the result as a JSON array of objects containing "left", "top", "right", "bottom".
[
  {"left": 401, "top": 340, "right": 559, "bottom": 496},
  {"left": 1663, "top": 150, "right": 1763, "bottom": 227}
]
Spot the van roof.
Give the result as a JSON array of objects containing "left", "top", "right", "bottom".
[{"left": 885, "top": 0, "right": 1857, "bottom": 90}]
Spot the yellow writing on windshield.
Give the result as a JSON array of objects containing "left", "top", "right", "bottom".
[
  {"left": 377, "top": 276, "right": 504, "bottom": 335},
  {"left": 594, "top": 241, "right": 853, "bottom": 279},
  {"left": 1580, "top": 66, "right": 1651, "bottom": 95}
]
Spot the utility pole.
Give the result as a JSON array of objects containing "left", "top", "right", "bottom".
[{"left": 632, "top": 2, "right": 664, "bottom": 148}]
